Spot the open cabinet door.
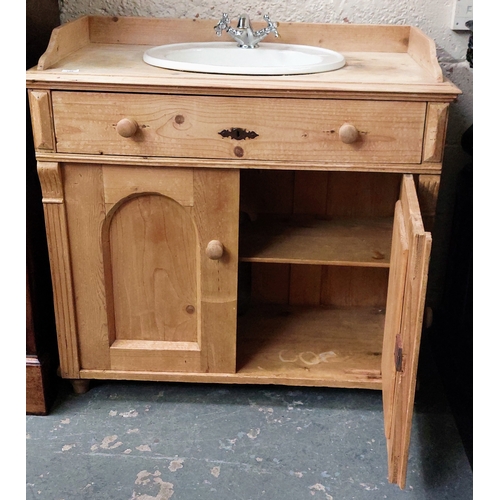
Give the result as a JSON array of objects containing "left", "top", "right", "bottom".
[{"left": 382, "top": 174, "right": 432, "bottom": 488}]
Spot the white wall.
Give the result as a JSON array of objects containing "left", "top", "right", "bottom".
[{"left": 57, "top": 0, "right": 473, "bottom": 304}]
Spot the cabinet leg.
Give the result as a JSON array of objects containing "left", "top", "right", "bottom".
[{"left": 70, "top": 379, "right": 90, "bottom": 394}]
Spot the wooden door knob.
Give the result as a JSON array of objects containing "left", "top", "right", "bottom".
[
  {"left": 206, "top": 240, "right": 224, "bottom": 260},
  {"left": 117, "top": 117, "right": 138, "bottom": 137},
  {"left": 339, "top": 123, "right": 359, "bottom": 144}
]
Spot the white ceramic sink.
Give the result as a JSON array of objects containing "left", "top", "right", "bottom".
[{"left": 143, "top": 42, "right": 345, "bottom": 75}]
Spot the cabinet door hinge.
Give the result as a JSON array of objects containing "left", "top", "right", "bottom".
[{"left": 394, "top": 334, "right": 403, "bottom": 372}]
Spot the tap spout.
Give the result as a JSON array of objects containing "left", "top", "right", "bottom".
[
  {"left": 236, "top": 13, "right": 252, "bottom": 30},
  {"left": 214, "top": 13, "right": 279, "bottom": 48}
]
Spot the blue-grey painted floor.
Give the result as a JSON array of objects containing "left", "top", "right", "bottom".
[{"left": 26, "top": 363, "right": 472, "bottom": 499}]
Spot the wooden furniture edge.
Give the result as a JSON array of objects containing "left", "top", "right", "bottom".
[
  {"left": 35, "top": 153, "right": 443, "bottom": 174},
  {"left": 79, "top": 369, "right": 383, "bottom": 389},
  {"left": 28, "top": 90, "right": 55, "bottom": 151},
  {"left": 34, "top": 15, "right": 444, "bottom": 71},
  {"left": 423, "top": 102, "right": 450, "bottom": 162},
  {"left": 37, "top": 162, "right": 81, "bottom": 378},
  {"left": 87, "top": 15, "right": 413, "bottom": 52},
  {"left": 408, "top": 26, "right": 443, "bottom": 83},
  {"left": 37, "top": 16, "right": 90, "bottom": 70},
  {"left": 398, "top": 235, "right": 432, "bottom": 488},
  {"left": 31, "top": 15, "right": 460, "bottom": 102},
  {"left": 24, "top": 79, "right": 461, "bottom": 102},
  {"left": 417, "top": 174, "right": 441, "bottom": 231}
]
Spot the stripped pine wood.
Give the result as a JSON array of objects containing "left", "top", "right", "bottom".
[
  {"left": 110, "top": 340, "right": 201, "bottom": 372},
  {"left": 28, "top": 17, "right": 460, "bottom": 102},
  {"left": 32, "top": 17, "right": 451, "bottom": 96},
  {"left": 37, "top": 15, "right": 90, "bottom": 70},
  {"left": 289, "top": 265, "right": 323, "bottom": 306},
  {"left": 103, "top": 180, "right": 199, "bottom": 348},
  {"left": 417, "top": 174, "right": 441, "bottom": 231},
  {"left": 320, "top": 266, "right": 389, "bottom": 308},
  {"left": 63, "top": 164, "right": 110, "bottom": 370},
  {"left": 52, "top": 92, "right": 426, "bottom": 164},
  {"left": 250, "top": 264, "right": 388, "bottom": 309},
  {"left": 37, "top": 163, "right": 80, "bottom": 378},
  {"left": 37, "top": 161, "right": 64, "bottom": 202},
  {"left": 28, "top": 90, "right": 55, "bottom": 151},
  {"left": 34, "top": 152, "right": 445, "bottom": 173},
  {"left": 239, "top": 217, "right": 393, "bottom": 267},
  {"left": 28, "top": 16, "right": 460, "bottom": 488},
  {"left": 250, "top": 263, "right": 291, "bottom": 305},
  {"left": 240, "top": 170, "right": 295, "bottom": 217},
  {"left": 88, "top": 16, "right": 411, "bottom": 52},
  {"left": 192, "top": 169, "right": 240, "bottom": 373},
  {"left": 423, "top": 103, "right": 449, "bottom": 162},
  {"left": 78, "top": 367, "right": 382, "bottom": 389},
  {"left": 326, "top": 172, "right": 401, "bottom": 218},
  {"left": 407, "top": 27, "right": 443, "bottom": 83},
  {"left": 28, "top": 76, "right": 460, "bottom": 103},
  {"left": 385, "top": 175, "right": 432, "bottom": 488},
  {"left": 237, "top": 305, "right": 384, "bottom": 389},
  {"left": 293, "top": 171, "right": 329, "bottom": 215},
  {"left": 108, "top": 194, "right": 198, "bottom": 344},
  {"left": 102, "top": 166, "right": 194, "bottom": 207},
  {"left": 382, "top": 201, "right": 409, "bottom": 441},
  {"left": 59, "top": 164, "right": 240, "bottom": 375}
]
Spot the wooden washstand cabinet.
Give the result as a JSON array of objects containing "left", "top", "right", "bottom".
[{"left": 26, "top": 16, "right": 460, "bottom": 488}]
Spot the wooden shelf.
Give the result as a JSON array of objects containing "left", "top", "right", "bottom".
[
  {"left": 236, "top": 304, "right": 384, "bottom": 389},
  {"left": 239, "top": 217, "right": 392, "bottom": 267}
]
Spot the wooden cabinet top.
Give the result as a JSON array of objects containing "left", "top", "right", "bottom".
[{"left": 26, "top": 16, "right": 460, "bottom": 101}]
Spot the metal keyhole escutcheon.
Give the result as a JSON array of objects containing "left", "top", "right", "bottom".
[{"left": 218, "top": 128, "right": 259, "bottom": 140}]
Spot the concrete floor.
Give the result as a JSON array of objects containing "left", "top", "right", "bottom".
[{"left": 26, "top": 357, "right": 472, "bottom": 500}]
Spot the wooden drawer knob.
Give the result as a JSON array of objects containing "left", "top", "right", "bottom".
[
  {"left": 117, "top": 117, "right": 138, "bottom": 138},
  {"left": 339, "top": 123, "right": 359, "bottom": 144},
  {"left": 206, "top": 240, "right": 224, "bottom": 260}
]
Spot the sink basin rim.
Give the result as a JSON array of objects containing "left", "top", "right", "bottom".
[{"left": 143, "top": 41, "right": 346, "bottom": 75}]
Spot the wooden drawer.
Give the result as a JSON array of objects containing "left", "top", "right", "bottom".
[{"left": 52, "top": 91, "right": 426, "bottom": 163}]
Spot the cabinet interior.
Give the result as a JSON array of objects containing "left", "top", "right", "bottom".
[{"left": 236, "top": 170, "right": 402, "bottom": 388}]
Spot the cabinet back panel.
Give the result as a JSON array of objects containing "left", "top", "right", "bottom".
[
  {"left": 319, "top": 266, "right": 389, "bottom": 308},
  {"left": 250, "top": 263, "right": 291, "bottom": 305},
  {"left": 240, "top": 170, "right": 394, "bottom": 308},
  {"left": 241, "top": 170, "right": 401, "bottom": 220},
  {"left": 326, "top": 172, "right": 401, "bottom": 218},
  {"left": 249, "top": 263, "right": 388, "bottom": 308},
  {"left": 240, "top": 170, "right": 295, "bottom": 220}
]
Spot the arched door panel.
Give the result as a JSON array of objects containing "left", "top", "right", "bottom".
[{"left": 108, "top": 193, "right": 199, "bottom": 344}]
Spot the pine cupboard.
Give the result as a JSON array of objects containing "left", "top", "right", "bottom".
[{"left": 26, "top": 16, "right": 460, "bottom": 488}]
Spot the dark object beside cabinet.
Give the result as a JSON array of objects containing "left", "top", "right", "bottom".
[
  {"left": 26, "top": 0, "right": 60, "bottom": 414},
  {"left": 432, "top": 124, "right": 473, "bottom": 467}
]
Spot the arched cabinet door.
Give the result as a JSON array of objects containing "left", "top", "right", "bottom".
[
  {"left": 382, "top": 175, "right": 432, "bottom": 489},
  {"left": 62, "top": 164, "right": 239, "bottom": 375}
]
